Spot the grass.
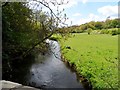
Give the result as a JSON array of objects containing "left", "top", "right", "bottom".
[{"left": 59, "top": 33, "right": 118, "bottom": 89}]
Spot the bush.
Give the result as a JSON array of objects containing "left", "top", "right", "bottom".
[
  {"left": 99, "top": 28, "right": 119, "bottom": 35},
  {"left": 111, "top": 30, "right": 118, "bottom": 35},
  {"left": 87, "top": 28, "right": 93, "bottom": 35}
]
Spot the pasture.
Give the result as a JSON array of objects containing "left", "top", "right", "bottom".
[{"left": 60, "top": 33, "right": 118, "bottom": 89}]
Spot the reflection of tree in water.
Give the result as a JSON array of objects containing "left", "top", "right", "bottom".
[{"left": 3, "top": 55, "right": 36, "bottom": 85}]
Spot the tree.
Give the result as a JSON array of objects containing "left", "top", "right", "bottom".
[
  {"left": 111, "top": 19, "right": 119, "bottom": 28},
  {"left": 2, "top": 2, "right": 36, "bottom": 79},
  {"left": 87, "top": 28, "right": 92, "bottom": 35},
  {"left": 2, "top": 1, "right": 68, "bottom": 80},
  {"left": 104, "top": 19, "right": 112, "bottom": 29},
  {"left": 88, "top": 21, "right": 96, "bottom": 30},
  {"left": 80, "top": 24, "right": 87, "bottom": 30},
  {"left": 94, "top": 21, "right": 103, "bottom": 30}
]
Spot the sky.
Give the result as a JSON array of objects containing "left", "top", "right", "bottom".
[
  {"left": 29, "top": 0, "right": 119, "bottom": 26},
  {"left": 61, "top": 0, "right": 119, "bottom": 25}
]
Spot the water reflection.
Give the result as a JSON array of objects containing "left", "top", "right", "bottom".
[{"left": 27, "top": 40, "right": 84, "bottom": 89}]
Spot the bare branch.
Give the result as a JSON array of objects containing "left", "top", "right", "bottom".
[
  {"left": 2, "top": 2, "right": 9, "bottom": 7},
  {"left": 33, "top": 0, "right": 68, "bottom": 27}
]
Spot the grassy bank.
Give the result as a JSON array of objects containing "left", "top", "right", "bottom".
[{"left": 59, "top": 33, "right": 118, "bottom": 89}]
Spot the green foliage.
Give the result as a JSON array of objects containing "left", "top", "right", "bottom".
[
  {"left": 2, "top": 2, "right": 56, "bottom": 79},
  {"left": 2, "top": 1, "right": 69, "bottom": 81},
  {"left": 60, "top": 33, "right": 118, "bottom": 89},
  {"left": 80, "top": 24, "right": 88, "bottom": 30},
  {"left": 111, "top": 19, "right": 119, "bottom": 28},
  {"left": 94, "top": 21, "right": 103, "bottom": 30},
  {"left": 87, "top": 28, "right": 92, "bottom": 35},
  {"left": 98, "top": 28, "right": 119, "bottom": 35},
  {"left": 111, "top": 29, "right": 118, "bottom": 35},
  {"left": 100, "top": 29, "right": 110, "bottom": 34},
  {"left": 2, "top": 2, "right": 55, "bottom": 59},
  {"left": 3, "top": 3, "right": 36, "bottom": 54},
  {"left": 61, "top": 19, "right": 119, "bottom": 34}
]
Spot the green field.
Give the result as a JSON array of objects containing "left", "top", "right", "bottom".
[{"left": 60, "top": 33, "right": 118, "bottom": 89}]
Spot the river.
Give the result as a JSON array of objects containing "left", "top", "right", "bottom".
[{"left": 5, "top": 40, "right": 85, "bottom": 89}]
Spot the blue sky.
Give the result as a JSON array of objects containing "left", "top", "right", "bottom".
[
  {"left": 63, "top": 1, "right": 118, "bottom": 25},
  {"left": 29, "top": 0, "right": 119, "bottom": 26}
]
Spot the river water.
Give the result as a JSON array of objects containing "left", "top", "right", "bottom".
[
  {"left": 25, "top": 40, "right": 84, "bottom": 89},
  {"left": 7, "top": 40, "right": 84, "bottom": 89}
]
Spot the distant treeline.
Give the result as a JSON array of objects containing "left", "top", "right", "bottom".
[{"left": 58, "top": 18, "right": 120, "bottom": 34}]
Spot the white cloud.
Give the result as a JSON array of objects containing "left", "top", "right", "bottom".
[
  {"left": 74, "top": 0, "right": 118, "bottom": 2},
  {"left": 56, "top": 0, "right": 77, "bottom": 11},
  {"left": 29, "top": 0, "right": 78, "bottom": 11},
  {"left": 73, "top": 13, "right": 82, "bottom": 17},
  {"left": 63, "top": 0, "right": 77, "bottom": 8},
  {"left": 75, "top": 13, "right": 105, "bottom": 25},
  {"left": 73, "top": 13, "right": 118, "bottom": 25},
  {"left": 98, "top": 5, "right": 118, "bottom": 17},
  {"left": 65, "top": 18, "right": 75, "bottom": 26},
  {"left": 46, "top": 0, "right": 77, "bottom": 10},
  {"left": 29, "top": 0, "right": 119, "bottom": 26},
  {"left": 89, "top": 13, "right": 99, "bottom": 20},
  {"left": 70, "top": 5, "right": 119, "bottom": 25},
  {"left": 82, "top": 0, "right": 88, "bottom": 4}
]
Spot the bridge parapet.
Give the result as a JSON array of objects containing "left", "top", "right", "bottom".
[{"left": 0, "top": 80, "right": 41, "bottom": 90}]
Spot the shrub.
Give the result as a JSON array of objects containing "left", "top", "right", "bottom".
[
  {"left": 87, "top": 28, "right": 93, "bottom": 35},
  {"left": 111, "top": 29, "right": 118, "bottom": 35}
]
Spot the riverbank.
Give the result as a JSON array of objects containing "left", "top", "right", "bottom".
[
  {"left": 61, "top": 54, "right": 92, "bottom": 90},
  {"left": 55, "top": 33, "right": 118, "bottom": 89}
]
